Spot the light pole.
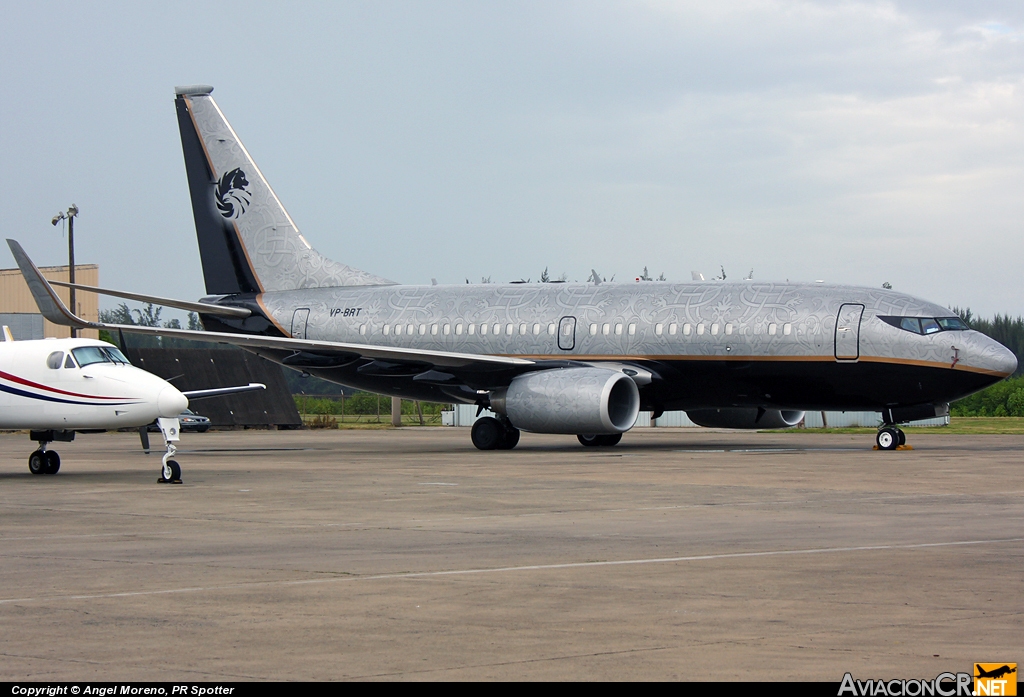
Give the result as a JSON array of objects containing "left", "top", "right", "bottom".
[{"left": 51, "top": 204, "right": 79, "bottom": 338}]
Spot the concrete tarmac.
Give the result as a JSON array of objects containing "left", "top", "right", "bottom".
[{"left": 0, "top": 428, "right": 1020, "bottom": 681}]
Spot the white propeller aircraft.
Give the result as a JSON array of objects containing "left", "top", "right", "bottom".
[{"left": 0, "top": 326, "right": 263, "bottom": 482}]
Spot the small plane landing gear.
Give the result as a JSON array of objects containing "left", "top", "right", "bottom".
[
  {"left": 155, "top": 417, "right": 183, "bottom": 483},
  {"left": 875, "top": 426, "right": 907, "bottom": 451},
  {"left": 27, "top": 430, "right": 72, "bottom": 475},
  {"left": 577, "top": 433, "right": 622, "bottom": 447},
  {"left": 471, "top": 416, "right": 520, "bottom": 450}
]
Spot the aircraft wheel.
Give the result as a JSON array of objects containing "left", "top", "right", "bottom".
[
  {"left": 498, "top": 425, "right": 520, "bottom": 450},
  {"left": 28, "top": 450, "right": 47, "bottom": 475},
  {"left": 578, "top": 434, "right": 622, "bottom": 447},
  {"left": 471, "top": 417, "right": 504, "bottom": 450},
  {"left": 896, "top": 428, "right": 906, "bottom": 446},
  {"left": 876, "top": 427, "right": 899, "bottom": 450},
  {"left": 44, "top": 451, "right": 60, "bottom": 475},
  {"left": 163, "top": 460, "right": 182, "bottom": 482}
]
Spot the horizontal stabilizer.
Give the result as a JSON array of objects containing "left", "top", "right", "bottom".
[
  {"left": 7, "top": 238, "right": 533, "bottom": 372},
  {"left": 48, "top": 280, "right": 251, "bottom": 318}
]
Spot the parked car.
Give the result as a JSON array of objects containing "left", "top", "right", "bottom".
[{"left": 147, "top": 409, "right": 211, "bottom": 433}]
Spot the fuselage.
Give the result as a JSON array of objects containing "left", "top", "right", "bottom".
[
  {"left": 0, "top": 338, "right": 187, "bottom": 430},
  {"left": 201, "top": 281, "right": 1017, "bottom": 413}
]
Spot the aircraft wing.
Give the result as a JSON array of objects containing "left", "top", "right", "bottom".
[{"left": 7, "top": 239, "right": 534, "bottom": 373}]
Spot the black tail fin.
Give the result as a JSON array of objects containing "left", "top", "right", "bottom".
[{"left": 174, "top": 85, "right": 394, "bottom": 295}]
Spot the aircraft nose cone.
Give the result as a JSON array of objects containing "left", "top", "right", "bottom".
[
  {"left": 157, "top": 385, "right": 188, "bottom": 417},
  {"left": 992, "top": 344, "right": 1018, "bottom": 377},
  {"left": 967, "top": 334, "right": 1018, "bottom": 377}
]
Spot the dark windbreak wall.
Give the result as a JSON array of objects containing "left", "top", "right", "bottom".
[{"left": 122, "top": 342, "right": 300, "bottom": 428}]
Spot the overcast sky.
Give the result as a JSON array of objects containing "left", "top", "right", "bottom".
[{"left": 1, "top": 1, "right": 1022, "bottom": 318}]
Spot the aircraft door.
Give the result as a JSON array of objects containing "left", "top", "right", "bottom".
[
  {"left": 291, "top": 308, "right": 310, "bottom": 339},
  {"left": 558, "top": 316, "right": 576, "bottom": 351},
  {"left": 834, "top": 304, "right": 864, "bottom": 361}
]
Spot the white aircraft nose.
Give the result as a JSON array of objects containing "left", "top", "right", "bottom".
[{"left": 157, "top": 385, "right": 188, "bottom": 417}]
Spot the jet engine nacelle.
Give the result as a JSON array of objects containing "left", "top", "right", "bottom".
[
  {"left": 491, "top": 367, "right": 640, "bottom": 434},
  {"left": 687, "top": 408, "right": 805, "bottom": 429}
]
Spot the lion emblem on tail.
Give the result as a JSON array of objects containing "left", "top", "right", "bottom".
[{"left": 215, "top": 168, "right": 251, "bottom": 219}]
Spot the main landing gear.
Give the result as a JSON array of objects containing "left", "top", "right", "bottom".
[
  {"left": 27, "top": 430, "right": 73, "bottom": 475},
  {"left": 875, "top": 425, "right": 907, "bottom": 451},
  {"left": 577, "top": 433, "right": 622, "bottom": 447},
  {"left": 471, "top": 416, "right": 520, "bottom": 450}
]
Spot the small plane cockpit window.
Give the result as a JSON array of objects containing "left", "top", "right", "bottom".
[
  {"left": 879, "top": 316, "right": 970, "bottom": 335},
  {"left": 71, "top": 346, "right": 128, "bottom": 367},
  {"left": 46, "top": 351, "right": 63, "bottom": 369},
  {"left": 105, "top": 347, "right": 131, "bottom": 364},
  {"left": 64, "top": 354, "right": 77, "bottom": 369}
]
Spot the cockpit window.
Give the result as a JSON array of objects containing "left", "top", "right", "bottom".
[
  {"left": 900, "top": 318, "right": 920, "bottom": 333},
  {"left": 70, "top": 346, "right": 132, "bottom": 366},
  {"left": 879, "top": 316, "right": 969, "bottom": 335},
  {"left": 64, "top": 354, "right": 77, "bottom": 369},
  {"left": 46, "top": 351, "right": 63, "bottom": 369},
  {"left": 105, "top": 347, "right": 130, "bottom": 364},
  {"left": 72, "top": 347, "right": 111, "bottom": 366},
  {"left": 937, "top": 317, "right": 970, "bottom": 331}
]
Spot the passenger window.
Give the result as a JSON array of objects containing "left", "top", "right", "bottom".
[
  {"left": 590, "top": 324, "right": 598, "bottom": 336},
  {"left": 533, "top": 323, "right": 541, "bottom": 335},
  {"left": 407, "top": 324, "right": 415, "bottom": 336},
  {"left": 431, "top": 324, "right": 438, "bottom": 335},
  {"left": 726, "top": 324, "right": 733, "bottom": 335},
  {"left": 711, "top": 323, "right": 719, "bottom": 336},
  {"left": 519, "top": 323, "right": 527, "bottom": 335},
  {"left": 454, "top": 323, "right": 462, "bottom": 335},
  {"left": 46, "top": 351, "right": 63, "bottom": 370},
  {"left": 680, "top": 323, "right": 688, "bottom": 336},
  {"left": 383, "top": 325, "right": 390, "bottom": 335},
  {"left": 548, "top": 324, "right": 556, "bottom": 335},
  {"left": 442, "top": 324, "right": 450, "bottom": 335},
  {"left": 615, "top": 323, "right": 623, "bottom": 336},
  {"left": 419, "top": 325, "right": 427, "bottom": 335},
  {"left": 480, "top": 323, "right": 488, "bottom": 335},
  {"left": 467, "top": 324, "right": 474, "bottom": 335},
  {"left": 655, "top": 323, "right": 663, "bottom": 336},
  {"left": 783, "top": 323, "right": 792, "bottom": 336},
  {"left": 768, "top": 323, "right": 777, "bottom": 336},
  {"left": 506, "top": 324, "right": 514, "bottom": 335},
  {"left": 900, "top": 318, "right": 921, "bottom": 334},
  {"left": 602, "top": 323, "right": 610, "bottom": 335},
  {"left": 359, "top": 324, "right": 366, "bottom": 335},
  {"left": 64, "top": 354, "right": 77, "bottom": 369},
  {"left": 920, "top": 318, "right": 940, "bottom": 334},
  {"left": 628, "top": 323, "right": 636, "bottom": 335},
  {"left": 697, "top": 324, "right": 705, "bottom": 336}
]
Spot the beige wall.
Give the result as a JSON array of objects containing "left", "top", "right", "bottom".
[{"left": 0, "top": 265, "right": 100, "bottom": 339}]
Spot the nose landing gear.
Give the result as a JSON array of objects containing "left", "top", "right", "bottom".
[
  {"left": 154, "top": 417, "right": 183, "bottom": 483},
  {"left": 875, "top": 426, "right": 908, "bottom": 451}
]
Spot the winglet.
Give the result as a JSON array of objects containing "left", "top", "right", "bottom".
[{"left": 6, "top": 239, "right": 92, "bottom": 329}]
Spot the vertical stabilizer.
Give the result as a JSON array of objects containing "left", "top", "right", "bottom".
[{"left": 174, "top": 86, "right": 394, "bottom": 295}]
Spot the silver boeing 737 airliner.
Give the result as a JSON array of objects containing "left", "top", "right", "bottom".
[{"left": 10, "top": 85, "right": 1016, "bottom": 454}]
